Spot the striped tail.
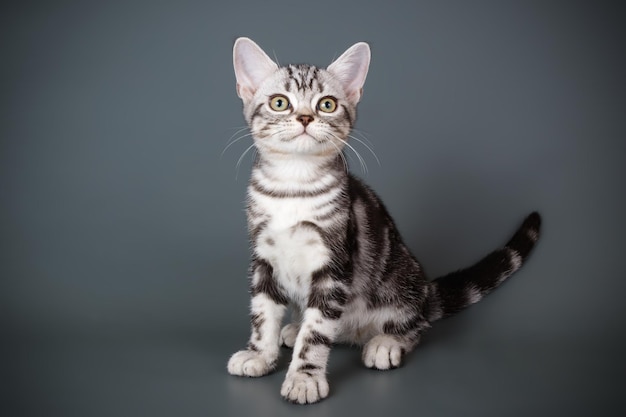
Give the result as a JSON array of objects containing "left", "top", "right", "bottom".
[{"left": 427, "top": 212, "right": 541, "bottom": 322}]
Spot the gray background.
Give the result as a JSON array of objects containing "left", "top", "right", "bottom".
[{"left": 2, "top": 0, "right": 625, "bottom": 416}]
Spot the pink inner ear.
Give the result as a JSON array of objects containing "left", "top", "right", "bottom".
[
  {"left": 233, "top": 38, "right": 278, "bottom": 100},
  {"left": 327, "top": 42, "right": 371, "bottom": 102}
]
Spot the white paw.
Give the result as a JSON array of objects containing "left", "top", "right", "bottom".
[
  {"left": 279, "top": 324, "right": 299, "bottom": 348},
  {"left": 227, "top": 350, "right": 272, "bottom": 377},
  {"left": 280, "top": 372, "right": 329, "bottom": 404},
  {"left": 362, "top": 335, "right": 403, "bottom": 370}
]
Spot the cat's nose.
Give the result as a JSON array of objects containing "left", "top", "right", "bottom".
[{"left": 297, "top": 114, "right": 314, "bottom": 127}]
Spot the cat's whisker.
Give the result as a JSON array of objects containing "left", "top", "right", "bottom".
[
  {"left": 349, "top": 128, "right": 376, "bottom": 149},
  {"left": 221, "top": 131, "right": 254, "bottom": 158},
  {"left": 329, "top": 132, "right": 368, "bottom": 175},
  {"left": 323, "top": 135, "right": 349, "bottom": 174},
  {"left": 235, "top": 143, "right": 257, "bottom": 180},
  {"left": 347, "top": 134, "right": 381, "bottom": 166},
  {"left": 272, "top": 50, "right": 281, "bottom": 66},
  {"left": 348, "top": 142, "right": 369, "bottom": 175},
  {"left": 224, "top": 126, "right": 251, "bottom": 143},
  {"left": 328, "top": 125, "right": 379, "bottom": 165}
]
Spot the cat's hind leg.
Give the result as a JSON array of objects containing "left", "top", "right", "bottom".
[
  {"left": 279, "top": 304, "right": 302, "bottom": 348},
  {"left": 362, "top": 334, "right": 411, "bottom": 370},
  {"left": 362, "top": 316, "right": 430, "bottom": 370}
]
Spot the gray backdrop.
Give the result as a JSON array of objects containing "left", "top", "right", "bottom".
[{"left": 2, "top": 1, "right": 625, "bottom": 416}]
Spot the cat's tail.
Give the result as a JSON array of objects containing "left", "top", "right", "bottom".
[{"left": 427, "top": 212, "right": 541, "bottom": 322}]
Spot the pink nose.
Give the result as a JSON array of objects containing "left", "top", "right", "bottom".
[{"left": 297, "top": 115, "right": 314, "bottom": 127}]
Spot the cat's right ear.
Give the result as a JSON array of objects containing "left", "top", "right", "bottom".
[
  {"left": 233, "top": 37, "right": 278, "bottom": 102},
  {"left": 327, "top": 42, "right": 371, "bottom": 103}
]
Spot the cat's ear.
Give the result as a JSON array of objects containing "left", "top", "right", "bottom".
[
  {"left": 327, "top": 42, "right": 371, "bottom": 103},
  {"left": 233, "top": 37, "right": 278, "bottom": 101}
]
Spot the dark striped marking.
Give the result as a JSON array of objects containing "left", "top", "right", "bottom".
[
  {"left": 251, "top": 312, "right": 265, "bottom": 332},
  {"left": 250, "top": 259, "right": 288, "bottom": 305},
  {"left": 298, "top": 344, "right": 309, "bottom": 360},
  {"left": 286, "top": 64, "right": 322, "bottom": 92},
  {"left": 249, "top": 103, "right": 264, "bottom": 123},
  {"left": 306, "top": 330, "right": 332, "bottom": 346},
  {"left": 249, "top": 220, "right": 268, "bottom": 244},
  {"left": 340, "top": 104, "right": 353, "bottom": 127},
  {"left": 250, "top": 177, "right": 341, "bottom": 198},
  {"left": 383, "top": 316, "right": 430, "bottom": 337},
  {"left": 298, "top": 363, "right": 322, "bottom": 376}
]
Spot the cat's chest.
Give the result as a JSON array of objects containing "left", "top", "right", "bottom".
[
  {"left": 258, "top": 197, "right": 317, "bottom": 227},
  {"left": 250, "top": 196, "right": 329, "bottom": 304}
]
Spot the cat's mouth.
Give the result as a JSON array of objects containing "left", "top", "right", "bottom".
[
  {"left": 263, "top": 131, "right": 335, "bottom": 157},
  {"left": 299, "top": 132, "right": 323, "bottom": 142},
  {"left": 281, "top": 131, "right": 324, "bottom": 144}
]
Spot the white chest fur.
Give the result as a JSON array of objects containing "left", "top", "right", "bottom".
[{"left": 251, "top": 192, "right": 331, "bottom": 306}]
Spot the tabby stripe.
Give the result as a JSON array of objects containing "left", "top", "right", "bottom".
[
  {"left": 298, "top": 364, "right": 321, "bottom": 376},
  {"left": 250, "top": 259, "right": 288, "bottom": 305},
  {"left": 249, "top": 220, "right": 268, "bottom": 243},
  {"left": 314, "top": 207, "right": 339, "bottom": 222},
  {"left": 249, "top": 103, "right": 264, "bottom": 123},
  {"left": 250, "top": 312, "right": 265, "bottom": 333},
  {"left": 383, "top": 316, "right": 430, "bottom": 336},
  {"left": 340, "top": 104, "right": 353, "bottom": 127},
  {"left": 298, "top": 344, "right": 310, "bottom": 360},
  {"left": 306, "top": 331, "right": 332, "bottom": 346},
  {"left": 250, "top": 177, "right": 340, "bottom": 198},
  {"left": 298, "top": 363, "right": 321, "bottom": 372}
]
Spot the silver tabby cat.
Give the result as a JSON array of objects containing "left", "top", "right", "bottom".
[{"left": 227, "top": 37, "right": 541, "bottom": 404}]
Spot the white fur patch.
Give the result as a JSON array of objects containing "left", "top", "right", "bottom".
[
  {"left": 255, "top": 224, "right": 328, "bottom": 304},
  {"left": 362, "top": 334, "right": 404, "bottom": 370},
  {"left": 279, "top": 323, "right": 299, "bottom": 348},
  {"left": 466, "top": 285, "right": 483, "bottom": 305},
  {"left": 526, "top": 227, "right": 539, "bottom": 242},
  {"left": 498, "top": 248, "right": 524, "bottom": 283},
  {"left": 281, "top": 371, "right": 329, "bottom": 404},
  {"left": 227, "top": 350, "right": 271, "bottom": 377},
  {"left": 338, "top": 302, "right": 406, "bottom": 345},
  {"left": 509, "top": 249, "right": 523, "bottom": 271}
]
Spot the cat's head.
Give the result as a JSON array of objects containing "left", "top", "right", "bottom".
[{"left": 233, "top": 37, "right": 370, "bottom": 158}]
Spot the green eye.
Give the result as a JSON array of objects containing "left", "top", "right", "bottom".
[
  {"left": 317, "top": 96, "right": 337, "bottom": 113},
  {"left": 269, "top": 95, "right": 290, "bottom": 111},
  {"left": 318, "top": 96, "right": 337, "bottom": 113}
]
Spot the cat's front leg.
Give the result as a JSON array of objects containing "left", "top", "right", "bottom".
[
  {"left": 280, "top": 307, "right": 337, "bottom": 404},
  {"left": 228, "top": 260, "right": 287, "bottom": 377},
  {"left": 280, "top": 277, "right": 346, "bottom": 404}
]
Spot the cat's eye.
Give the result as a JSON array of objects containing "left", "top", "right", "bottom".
[
  {"left": 317, "top": 96, "right": 337, "bottom": 113},
  {"left": 269, "top": 95, "right": 290, "bottom": 112}
]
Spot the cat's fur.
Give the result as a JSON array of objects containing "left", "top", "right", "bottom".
[{"left": 226, "top": 37, "right": 541, "bottom": 404}]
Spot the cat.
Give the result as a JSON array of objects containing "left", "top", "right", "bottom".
[{"left": 226, "top": 37, "right": 541, "bottom": 404}]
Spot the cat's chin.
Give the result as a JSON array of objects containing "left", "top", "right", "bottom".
[
  {"left": 261, "top": 146, "right": 339, "bottom": 160},
  {"left": 262, "top": 134, "right": 338, "bottom": 158},
  {"left": 293, "top": 132, "right": 322, "bottom": 143}
]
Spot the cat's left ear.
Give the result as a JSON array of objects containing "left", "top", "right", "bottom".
[
  {"left": 233, "top": 37, "right": 278, "bottom": 101},
  {"left": 327, "top": 42, "right": 371, "bottom": 103}
]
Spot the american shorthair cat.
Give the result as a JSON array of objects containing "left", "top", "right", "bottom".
[{"left": 226, "top": 37, "right": 541, "bottom": 404}]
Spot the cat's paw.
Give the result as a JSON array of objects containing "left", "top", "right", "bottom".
[
  {"left": 227, "top": 350, "right": 272, "bottom": 377},
  {"left": 280, "top": 372, "right": 329, "bottom": 404},
  {"left": 362, "top": 335, "right": 404, "bottom": 370},
  {"left": 279, "top": 324, "right": 299, "bottom": 348}
]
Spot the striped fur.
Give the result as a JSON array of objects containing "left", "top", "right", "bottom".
[{"left": 227, "top": 38, "right": 541, "bottom": 404}]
